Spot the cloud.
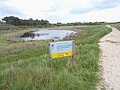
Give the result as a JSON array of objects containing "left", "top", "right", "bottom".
[
  {"left": 95, "top": 0, "right": 120, "bottom": 9},
  {"left": 41, "top": 9, "right": 56, "bottom": 12},
  {"left": 0, "top": 6, "right": 22, "bottom": 15},
  {"left": 0, "top": 0, "right": 24, "bottom": 18},
  {"left": 70, "top": 0, "right": 120, "bottom": 14},
  {"left": 0, "top": 0, "right": 120, "bottom": 23},
  {"left": 70, "top": 7, "right": 93, "bottom": 14}
]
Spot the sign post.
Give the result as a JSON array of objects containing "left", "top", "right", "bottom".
[
  {"left": 49, "top": 40, "right": 75, "bottom": 65},
  {"left": 72, "top": 40, "right": 76, "bottom": 63}
]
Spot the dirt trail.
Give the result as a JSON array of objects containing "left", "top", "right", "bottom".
[{"left": 99, "top": 25, "right": 120, "bottom": 90}]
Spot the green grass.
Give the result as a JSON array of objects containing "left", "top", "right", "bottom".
[
  {"left": 0, "top": 22, "right": 18, "bottom": 30},
  {"left": 0, "top": 25, "right": 111, "bottom": 90},
  {"left": 111, "top": 23, "right": 120, "bottom": 30}
]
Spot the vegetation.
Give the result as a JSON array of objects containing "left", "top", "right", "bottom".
[
  {"left": 66, "top": 22, "right": 106, "bottom": 26},
  {"left": 0, "top": 21, "right": 18, "bottom": 30},
  {"left": 1, "top": 16, "right": 108, "bottom": 27},
  {"left": 2, "top": 16, "right": 49, "bottom": 26},
  {"left": 0, "top": 25, "right": 111, "bottom": 90},
  {"left": 111, "top": 23, "right": 120, "bottom": 30}
]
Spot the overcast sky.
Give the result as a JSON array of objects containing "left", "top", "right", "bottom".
[{"left": 0, "top": 0, "right": 120, "bottom": 23}]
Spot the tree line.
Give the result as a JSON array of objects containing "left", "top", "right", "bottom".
[{"left": 2, "top": 16, "right": 49, "bottom": 26}]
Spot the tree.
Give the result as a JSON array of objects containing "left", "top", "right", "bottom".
[
  {"left": 2, "top": 16, "right": 50, "bottom": 26},
  {"left": 2, "top": 16, "right": 20, "bottom": 26}
]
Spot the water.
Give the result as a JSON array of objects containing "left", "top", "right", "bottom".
[{"left": 21, "top": 29, "right": 76, "bottom": 41}]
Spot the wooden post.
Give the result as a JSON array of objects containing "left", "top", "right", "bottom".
[
  {"left": 49, "top": 43, "right": 52, "bottom": 66},
  {"left": 72, "top": 40, "right": 76, "bottom": 63}
]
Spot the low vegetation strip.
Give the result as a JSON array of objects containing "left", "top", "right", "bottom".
[
  {"left": 0, "top": 25, "right": 111, "bottom": 90},
  {"left": 111, "top": 23, "right": 120, "bottom": 31},
  {"left": 0, "top": 21, "right": 18, "bottom": 30}
]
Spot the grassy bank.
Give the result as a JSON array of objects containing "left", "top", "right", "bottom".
[
  {"left": 0, "top": 22, "right": 18, "bottom": 30},
  {"left": 111, "top": 23, "right": 120, "bottom": 30},
  {"left": 0, "top": 25, "right": 111, "bottom": 90}
]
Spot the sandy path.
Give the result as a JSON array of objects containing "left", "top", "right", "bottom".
[{"left": 99, "top": 26, "right": 120, "bottom": 90}]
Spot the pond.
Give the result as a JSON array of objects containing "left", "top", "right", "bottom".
[{"left": 21, "top": 29, "right": 76, "bottom": 41}]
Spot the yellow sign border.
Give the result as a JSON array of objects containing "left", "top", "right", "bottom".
[{"left": 51, "top": 51, "right": 73, "bottom": 58}]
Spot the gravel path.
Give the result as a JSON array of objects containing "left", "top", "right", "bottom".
[{"left": 99, "top": 26, "right": 120, "bottom": 90}]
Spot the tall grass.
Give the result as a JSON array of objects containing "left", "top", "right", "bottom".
[
  {"left": 0, "top": 22, "right": 18, "bottom": 31},
  {"left": 0, "top": 25, "right": 111, "bottom": 90},
  {"left": 111, "top": 23, "right": 120, "bottom": 30}
]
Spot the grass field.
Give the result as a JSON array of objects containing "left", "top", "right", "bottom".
[
  {"left": 0, "top": 22, "right": 18, "bottom": 30},
  {"left": 111, "top": 23, "right": 120, "bottom": 30},
  {"left": 0, "top": 25, "right": 111, "bottom": 90}
]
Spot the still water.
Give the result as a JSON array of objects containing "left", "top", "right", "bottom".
[{"left": 21, "top": 29, "right": 76, "bottom": 41}]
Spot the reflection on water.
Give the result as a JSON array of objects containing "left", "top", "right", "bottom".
[{"left": 21, "top": 29, "right": 76, "bottom": 41}]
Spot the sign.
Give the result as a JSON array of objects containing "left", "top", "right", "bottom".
[{"left": 49, "top": 41, "right": 74, "bottom": 58}]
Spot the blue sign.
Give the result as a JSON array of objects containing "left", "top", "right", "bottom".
[{"left": 49, "top": 41, "right": 74, "bottom": 58}]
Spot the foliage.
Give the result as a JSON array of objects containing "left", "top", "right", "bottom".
[
  {"left": 0, "top": 25, "right": 111, "bottom": 90},
  {"left": 0, "top": 21, "right": 18, "bottom": 30},
  {"left": 2, "top": 16, "right": 49, "bottom": 26},
  {"left": 111, "top": 23, "right": 120, "bottom": 30},
  {"left": 65, "top": 22, "right": 106, "bottom": 26}
]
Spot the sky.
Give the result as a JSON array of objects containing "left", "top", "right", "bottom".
[{"left": 0, "top": 0, "right": 120, "bottom": 23}]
